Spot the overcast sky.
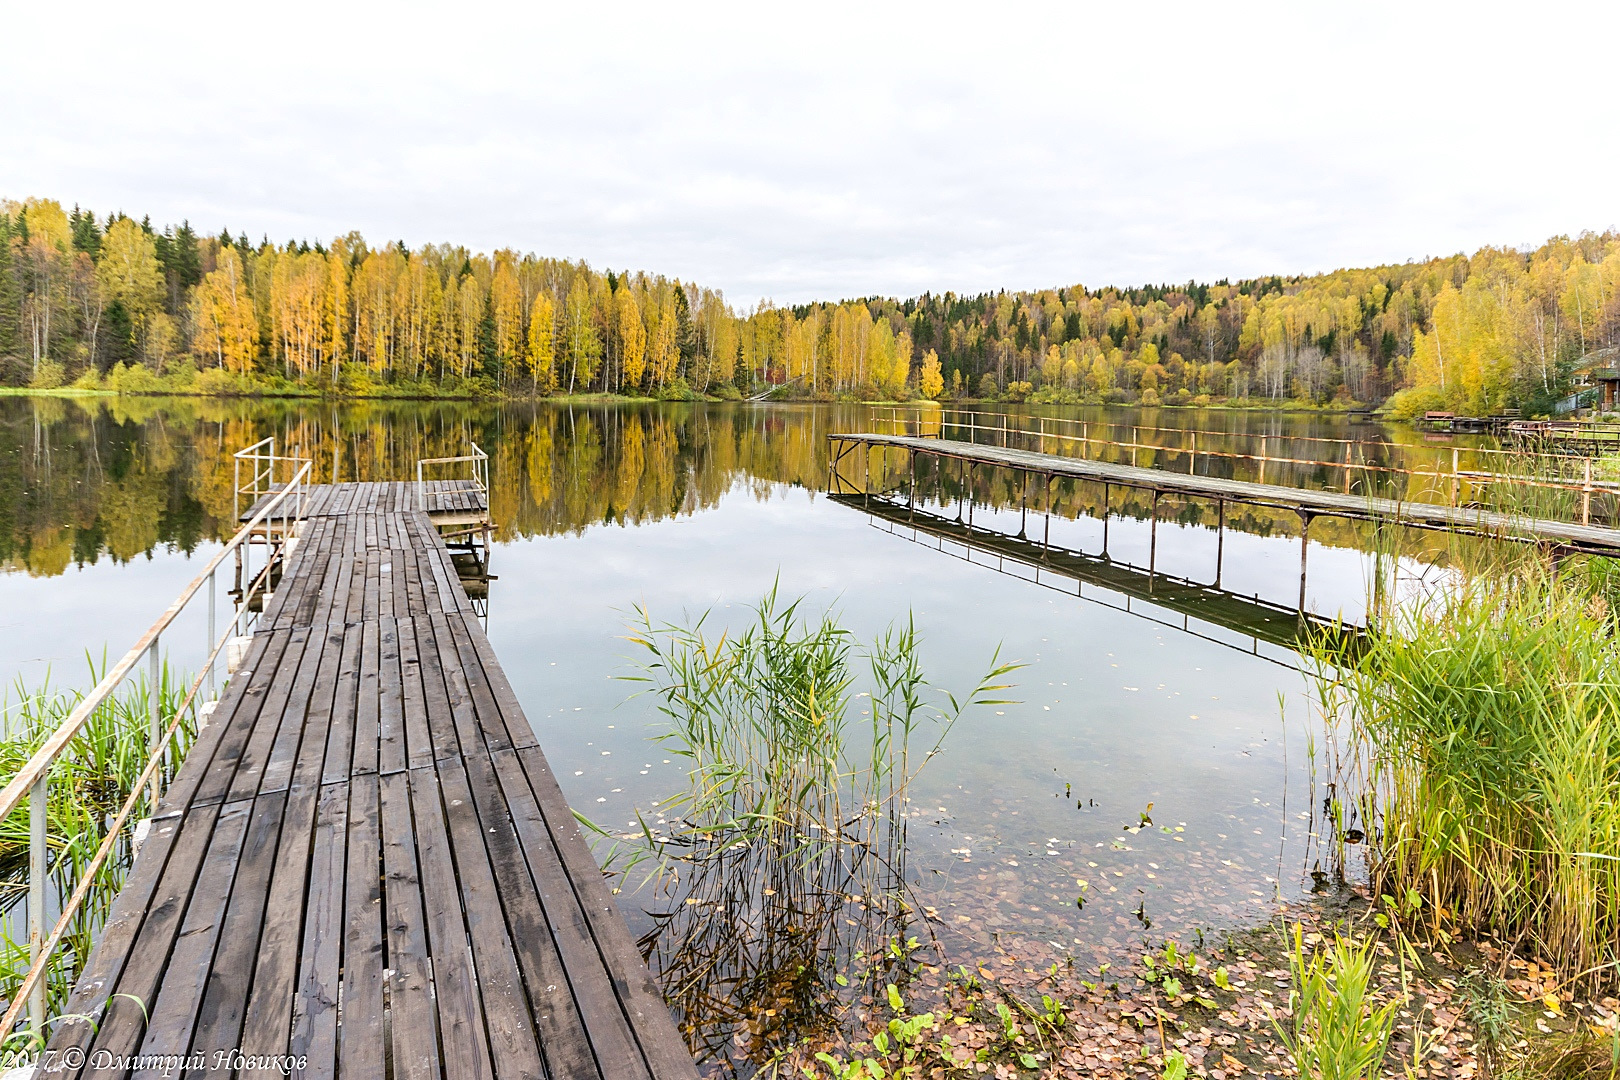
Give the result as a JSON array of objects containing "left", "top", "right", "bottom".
[{"left": 5, "top": 2, "right": 1617, "bottom": 305}]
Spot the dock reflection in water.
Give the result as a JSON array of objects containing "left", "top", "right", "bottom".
[{"left": 833, "top": 493, "right": 1365, "bottom": 668}]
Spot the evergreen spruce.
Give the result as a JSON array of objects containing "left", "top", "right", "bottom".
[
  {"left": 477, "top": 306, "right": 498, "bottom": 379},
  {"left": 172, "top": 221, "right": 201, "bottom": 288},
  {"left": 0, "top": 216, "right": 18, "bottom": 356},
  {"left": 70, "top": 205, "right": 101, "bottom": 259},
  {"left": 102, "top": 300, "right": 135, "bottom": 371},
  {"left": 673, "top": 285, "right": 695, "bottom": 368}
]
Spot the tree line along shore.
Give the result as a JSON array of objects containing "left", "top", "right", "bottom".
[{"left": 3, "top": 197, "right": 1618, "bottom": 417}]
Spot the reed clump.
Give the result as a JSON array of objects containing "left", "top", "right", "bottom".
[
  {"left": 0, "top": 662, "right": 194, "bottom": 1027},
  {"left": 1275, "top": 925, "right": 1399, "bottom": 1080},
  {"left": 618, "top": 589, "right": 1015, "bottom": 1073},
  {"left": 1312, "top": 560, "right": 1620, "bottom": 987}
]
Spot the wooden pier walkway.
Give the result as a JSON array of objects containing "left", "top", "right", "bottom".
[
  {"left": 49, "top": 482, "right": 697, "bottom": 1079},
  {"left": 830, "top": 433, "right": 1620, "bottom": 556},
  {"left": 238, "top": 478, "right": 491, "bottom": 528}
]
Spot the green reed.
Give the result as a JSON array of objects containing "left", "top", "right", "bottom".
[
  {"left": 1275, "top": 925, "right": 1398, "bottom": 1080},
  {"left": 623, "top": 586, "right": 1015, "bottom": 862},
  {"left": 0, "top": 660, "right": 196, "bottom": 1028},
  {"left": 1310, "top": 558, "right": 1620, "bottom": 987},
  {"left": 618, "top": 588, "right": 1016, "bottom": 1073}
]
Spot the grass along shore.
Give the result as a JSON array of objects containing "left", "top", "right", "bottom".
[{"left": 7, "top": 359, "right": 1375, "bottom": 411}]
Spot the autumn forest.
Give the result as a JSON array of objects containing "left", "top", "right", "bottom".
[{"left": 4, "top": 196, "right": 1619, "bottom": 415}]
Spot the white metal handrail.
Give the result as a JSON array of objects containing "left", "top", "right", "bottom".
[
  {"left": 0, "top": 456, "right": 311, "bottom": 1044},
  {"left": 234, "top": 436, "right": 304, "bottom": 522},
  {"left": 872, "top": 406, "right": 1617, "bottom": 524},
  {"left": 415, "top": 441, "right": 489, "bottom": 512},
  {"left": 875, "top": 405, "right": 1615, "bottom": 467}
]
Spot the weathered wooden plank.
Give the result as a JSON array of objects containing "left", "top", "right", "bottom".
[
  {"left": 436, "top": 761, "right": 548, "bottom": 1079},
  {"left": 337, "top": 773, "right": 386, "bottom": 1080},
  {"left": 376, "top": 616, "right": 407, "bottom": 775},
  {"left": 463, "top": 752, "right": 607, "bottom": 1079},
  {"left": 128, "top": 801, "right": 252, "bottom": 1075},
  {"left": 287, "top": 782, "right": 347, "bottom": 1078},
  {"left": 457, "top": 615, "right": 541, "bottom": 752},
  {"left": 405, "top": 613, "right": 461, "bottom": 764},
  {"left": 287, "top": 622, "right": 347, "bottom": 792},
  {"left": 396, "top": 616, "right": 436, "bottom": 772},
  {"left": 252, "top": 622, "right": 337, "bottom": 799},
  {"left": 320, "top": 620, "right": 365, "bottom": 786},
  {"left": 407, "top": 767, "right": 497, "bottom": 1080},
  {"left": 236, "top": 780, "right": 322, "bottom": 1061},
  {"left": 80, "top": 802, "right": 224, "bottom": 1072},
  {"left": 188, "top": 789, "right": 287, "bottom": 1073},
  {"left": 509, "top": 744, "right": 700, "bottom": 1079},
  {"left": 427, "top": 611, "right": 485, "bottom": 759},
  {"left": 378, "top": 771, "right": 441, "bottom": 1079},
  {"left": 445, "top": 613, "right": 514, "bottom": 754},
  {"left": 217, "top": 625, "right": 313, "bottom": 805},
  {"left": 350, "top": 618, "right": 381, "bottom": 778}
]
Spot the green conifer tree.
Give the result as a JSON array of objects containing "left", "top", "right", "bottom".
[
  {"left": 172, "top": 221, "right": 201, "bottom": 288},
  {"left": 0, "top": 216, "right": 18, "bottom": 356},
  {"left": 70, "top": 205, "right": 101, "bottom": 259}
]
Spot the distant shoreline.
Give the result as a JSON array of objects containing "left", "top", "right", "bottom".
[{"left": 0, "top": 384, "right": 1377, "bottom": 415}]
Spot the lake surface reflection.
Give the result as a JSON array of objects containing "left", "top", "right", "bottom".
[{"left": 3, "top": 396, "right": 1470, "bottom": 1069}]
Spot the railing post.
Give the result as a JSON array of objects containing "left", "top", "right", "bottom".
[
  {"left": 1298, "top": 513, "right": 1312, "bottom": 613},
  {"left": 1584, "top": 457, "right": 1593, "bottom": 525},
  {"left": 1149, "top": 490, "right": 1160, "bottom": 582},
  {"left": 149, "top": 638, "right": 162, "bottom": 808},
  {"left": 208, "top": 570, "right": 216, "bottom": 697},
  {"left": 28, "top": 772, "right": 46, "bottom": 1041}
]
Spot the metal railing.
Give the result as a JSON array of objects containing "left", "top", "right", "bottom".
[
  {"left": 0, "top": 456, "right": 311, "bottom": 1044},
  {"left": 869, "top": 407, "right": 1618, "bottom": 525},
  {"left": 234, "top": 436, "right": 306, "bottom": 522},
  {"left": 415, "top": 442, "right": 489, "bottom": 513}
]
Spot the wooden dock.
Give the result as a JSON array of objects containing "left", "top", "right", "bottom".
[
  {"left": 238, "top": 479, "right": 491, "bottom": 528},
  {"left": 49, "top": 482, "right": 697, "bottom": 1079},
  {"left": 830, "top": 433, "right": 1620, "bottom": 556}
]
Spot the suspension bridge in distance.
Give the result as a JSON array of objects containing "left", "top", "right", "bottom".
[{"left": 35, "top": 473, "right": 698, "bottom": 1078}]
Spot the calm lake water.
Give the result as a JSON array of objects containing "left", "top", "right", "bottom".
[{"left": 0, "top": 396, "right": 1491, "bottom": 1067}]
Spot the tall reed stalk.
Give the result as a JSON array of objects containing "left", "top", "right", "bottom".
[{"left": 1310, "top": 561, "right": 1620, "bottom": 986}]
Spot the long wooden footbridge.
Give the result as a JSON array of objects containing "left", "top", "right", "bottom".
[
  {"left": 829, "top": 432, "right": 1620, "bottom": 557},
  {"left": 6, "top": 458, "right": 697, "bottom": 1076}
]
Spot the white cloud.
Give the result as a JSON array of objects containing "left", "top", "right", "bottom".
[{"left": 4, "top": 0, "right": 1616, "bottom": 303}]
